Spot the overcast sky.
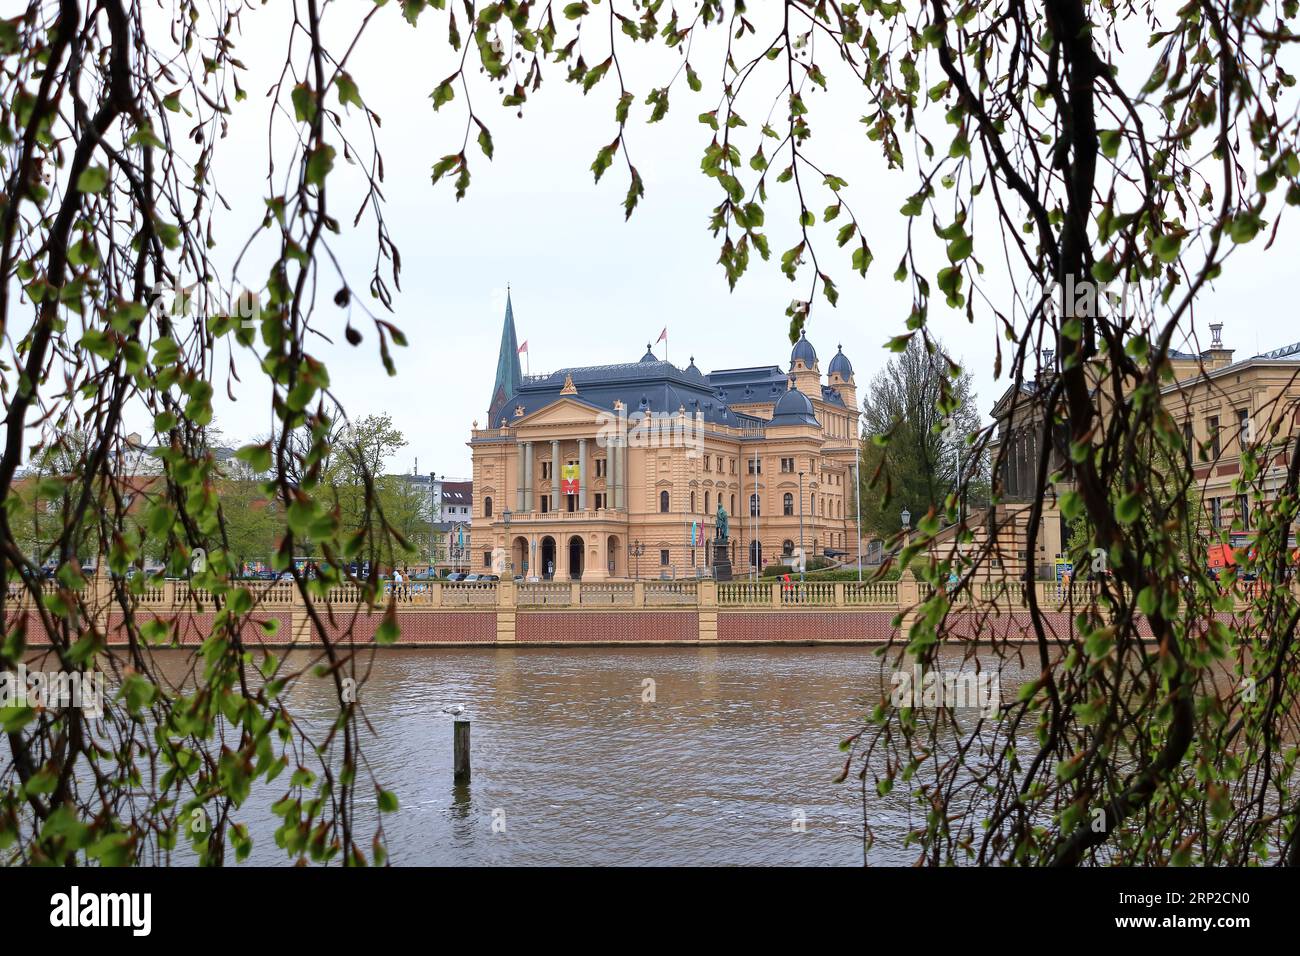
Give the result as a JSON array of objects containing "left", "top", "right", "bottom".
[{"left": 123, "top": 5, "right": 1298, "bottom": 478}]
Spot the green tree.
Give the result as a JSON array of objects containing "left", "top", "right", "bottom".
[
  {"left": 857, "top": 336, "right": 988, "bottom": 537},
  {"left": 5, "top": 0, "right": 1299, "bottom": 870}
]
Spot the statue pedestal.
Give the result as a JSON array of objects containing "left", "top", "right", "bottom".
[{"left": 711, "top": 537, "right": 733, "bottom": 582}]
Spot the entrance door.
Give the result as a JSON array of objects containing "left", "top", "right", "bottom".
[
  {"left": 568, "top": 536, "right": 584, "bottom": 580},
  {"left": 541, "top": 537, "right": 556, "bottom": 580}
]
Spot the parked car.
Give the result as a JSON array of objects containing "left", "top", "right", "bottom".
[
  {"left": 481, "top": 574, "right": 500, "bottom": 582},
  {"left": 445, "top": 572, "right": 466, "bottom": 582},
  {"left": 463, "top": 573, "right": 481, "bottom": 583}
]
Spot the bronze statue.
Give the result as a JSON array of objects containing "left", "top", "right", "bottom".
[{"left": 715, "top": 501, "right": 729, "bottom": 542}]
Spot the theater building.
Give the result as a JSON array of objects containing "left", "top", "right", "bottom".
[{"left": 468, "top": 295, "right": 861, "bottom": 581}]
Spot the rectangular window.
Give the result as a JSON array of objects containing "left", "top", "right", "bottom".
[
  {"left": 595, "top": 458, "right": 606, "bottom": 478},
  {"left": 704, "top": 456, "right": 711, "bottom": 472},
  {"left": 1208, "top": 417, "right": 1220, "bottom": 459},
  {"left": 595, "top": 493, "right": 606, "bottom": 510},
  {"left": 660, "top": 549, "right": 670, "bottom": 567},
  {"left": 747, "top": 458, "right": 762, "bottom": 475},
  {"left": 781, "top": 457, "right": 794, "bottom": 473},
  {"left": 1238, "top": 408, "right": 1251, "bottom": 445},
  {"left": 1210, "top": 497, "right": 1222, "bottom": 528},
  {"left": 483, "top": 551, "right": 491, "bottom": 568},
  {"left": 541, "top": 461, "right": 552, "bottom": 480},
  {"left": 540, "top": 495, "right": 549, "bottom": 514},
  {"left": 1182, "top": 421, "right": 1193, "bottom": 462},
  {"left": 1237, "top": 494, "right": 1249, "bottom": 527}
]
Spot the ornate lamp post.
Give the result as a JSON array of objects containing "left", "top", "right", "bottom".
[
  {"left": 631, "top": 539, "right": 645, "bottom": 581},
  {"left": 901, "top": 507, "right": 912, "bottom": 550},
  {"left": 502, "top": 508, "right": 512, "bottom": 575}
]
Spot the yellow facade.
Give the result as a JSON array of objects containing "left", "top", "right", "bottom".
[
  {"left": 468, "top": 310, "right": 861, "bottom": 581},
  {"left": 973, "top": 326, "right": 1300, "bottom": 578}
]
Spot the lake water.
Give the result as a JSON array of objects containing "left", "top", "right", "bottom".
[{"left": 211, "top": 645, "right": 1033, "bottom": 866}]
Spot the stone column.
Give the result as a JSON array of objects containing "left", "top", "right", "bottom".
[
  {"left": 523, "top": 442, "right": 533, "bottom": 511},
  {"left": 551, "top": 439, "right": 561, "bottom": 512},
  {"left": 578, "top": 438, "right": 588, "bottom": 512},
  {"left": 611, "top": 434, "right": 622, "bottom": 511},
  {"left": 615, "top": 438, "right": 626, "bottom": 511},
  {"left": 516, "top": 441, "right": 526, "bottom": 511}
]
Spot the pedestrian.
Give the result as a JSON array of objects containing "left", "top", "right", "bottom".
[{"left": 392, "top": 566, "right": 405, "bottom": 601}]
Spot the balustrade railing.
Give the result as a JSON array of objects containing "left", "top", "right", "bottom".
[
  {"left": 580, "top": 583, "right": 635, "bottom": 606},
  {"left": 518, "top": 582, "right": 572, "bottom": 606},
  {"left": 718, "top": 581, "right": 771, "bottom": 606},
  {"left": 844, "top": 581, "right": 898, "bottom": 606},
  {"left": 6, "top": 573, "right": 1294, "bottom": 617},
  {"left": 645, "top": 580, "right": 697, "bottom": 605}
]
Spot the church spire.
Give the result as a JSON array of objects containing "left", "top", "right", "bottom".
[{"left": 488, "top": 289, "right": 523, "bottom": 422}]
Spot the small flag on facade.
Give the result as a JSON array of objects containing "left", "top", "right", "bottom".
[{"left": 690, "top": 521, "right": 698, "bottom": 547}]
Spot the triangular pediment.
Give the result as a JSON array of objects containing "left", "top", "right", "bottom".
[{"left": 514, "top": 396, "right": 607, "bottom": 429}]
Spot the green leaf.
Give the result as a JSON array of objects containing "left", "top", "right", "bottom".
[
  {"left": 1115, "top": 492, "right": 1141, "bottom": 525},
  {"left": 76, "top": 165, "right": 109, "bottom": 194},
  {"left": 305, "top": 144, "right": 335, "bottom": 188}
]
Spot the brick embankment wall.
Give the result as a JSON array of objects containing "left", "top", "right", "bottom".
[{"left": 718, "top": 611, "right": 896, "bottom": 642}]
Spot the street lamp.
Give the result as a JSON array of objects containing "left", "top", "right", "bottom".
[
  {"left": 901, "top": 507, "right": 911, "bottom": 550},
  {"left": 631, "top": 539, "right": 645, "bottom": 581},
  {"left": 797, "top": 471, "right": 806, "bottom": 583},
  {"left": 502, "top": 508, "right": 513, "bottom": 575}
]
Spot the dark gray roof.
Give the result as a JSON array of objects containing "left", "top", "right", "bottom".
[
  {"left": 1256, "top": 340, "right": 1300, "bottom": 360},
  {"left": 770, "top": 388, "right": 820, "bottom": 427},
  {"left": 790, "top": 329, "right": 818, "bottom": 367},
  {"left": 506, "top": 358, "right": 766, "bottom": 429},
  {"left": 828, "top": 344, "right": 854, "bottom": 378}
]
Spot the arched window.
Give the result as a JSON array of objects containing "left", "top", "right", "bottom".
[
  {"left": 749, "top": 539, "right": 762, "bottom": 569},
  {"left": 660, "top": 490, "right": 670, "bottom": 513},
  {"left": 730, "top": 494, "right": 735, "bottom": 514},
  {"left": 749, "top": 493, "right": 760, "bottom": 517},
  {"left": 705, "top": 491, "right": 711, "bottom": 514},
  {"left": 783, "top": 492, "right": 794, "bottom": 516},
  {"left": 484, "top": 496, "right": 493, "bottom": 517},
  {"left": 782, "top": 539, "right": 794, "bottom": 557},
  {"left": 691, "top": 491, "right": 696, "bottom": 512}
]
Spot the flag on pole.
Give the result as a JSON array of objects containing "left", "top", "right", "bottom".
[
  {"left": 656, "top": 328, "right": 667, "bottom": 344},
  {"left": 517, "top": 340, "right": 528, "bottom": 354}
]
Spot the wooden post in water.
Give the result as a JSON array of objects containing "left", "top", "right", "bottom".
[{"left": 453, "top": 720, "right": 471, "bottom": 783}]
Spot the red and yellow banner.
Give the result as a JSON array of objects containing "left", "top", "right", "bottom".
[{"left": 561, "top": 463, "right": 580, "bottom": 495}]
